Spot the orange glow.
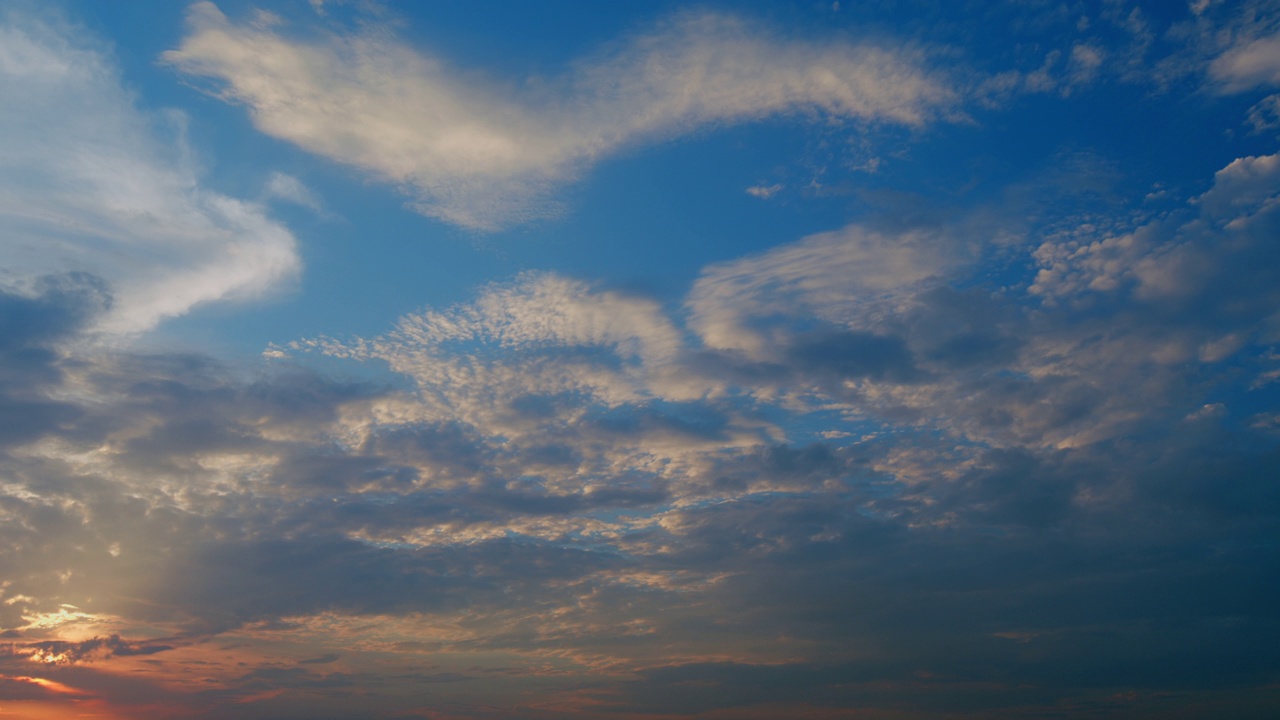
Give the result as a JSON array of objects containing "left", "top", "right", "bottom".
[
  {"left": 0, "top": 701, "right": 134, "bottom": 720},
  {"left": 25, "top": 651, "right": 69, "bottom": 665},
  {"left": 6, "top": 676, "right": 88, "bottom": 696}
]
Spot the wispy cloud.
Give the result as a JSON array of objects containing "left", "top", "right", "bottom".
[
  {"left": 745, "top": 183, "right": 783, "bottom": 199},
  {"left": 163, "top": 2, "right": 960, "bottom": 230},
  {"left": 686, "top": 224, "right": 969, "bottom": 359},
  {"left": 0, "top": 8, "right": 300, "bottom": 335},
  {"left": 264, "top": 171, "right": 324, "bottom": 213}
]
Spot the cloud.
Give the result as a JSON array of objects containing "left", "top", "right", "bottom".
[
  {"left": 296, "top": 144, "right": 1279, "bottom": 461},
  {"left": 293, "top": 144, "right": 1277, "bottom": 463},
  {"left": 0, "top": 7, "right": 299, "bottom": 335},
  {"left": 1032, "top": 152, "right": 1280, "bottom": 313},
  {"left": 745, "top": 183, "right": 783, "bottom": 199},
  {"left": 163, "top": 2, "right": 960, "bottom": 230},
  {"left": 686, "top": 224, "right": 967, "bottom": 358},
  {"left": 1197, "top": 152, "right": 1280, "bottom": 219},
  {"left": 2, "top": 635, "right": 173, "bottom": 664},
  {"left": 1, "top": 15, "right": 1279, "bottom": 711},
  {"left": 1210, "top": 32, "right": 1280, "bottom": 92},
  {"left": 264, "top": 172, "right": 324, "bottom": 213},
  {"left": 0, "top": 274, "right": 107, "bottom": 449},
  {"left": 1248, "top": 93, "right": 1280, "bottom": 132},
  {"left": 0, "top": 203, "right": 1278, "bottom": 718}
]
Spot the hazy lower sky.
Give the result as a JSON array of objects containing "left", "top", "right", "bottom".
[{"left": 1, "top": 1, "right": 1279, "bottom": 718}]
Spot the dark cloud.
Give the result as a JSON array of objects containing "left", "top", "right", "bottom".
[
  {"left": 298, "top": 653, "right": 340, "bottom": 664},
  {"left": 788, "top": 330, "right": 928, "bottom": 383},
  {"left": 0, "top": 273, "right": 107, "bottom": 448},
  {"left": 0, "top": 273, "right": 109, "bottom": 354},
  {"left": 940, "top": 447, "right": 1081, "bottom": 527},
  {"left": 1, "top": 634, "right": 173, "bottom": 663},
  {"left": 0, "top": 263, "right": 1274, "bottom": 718}
]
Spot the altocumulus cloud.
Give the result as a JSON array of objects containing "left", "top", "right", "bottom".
[
  {"left": 3, "top": 151, "right": 1278, "bottom": 714},
  {"left": 262, "top": 145, "right": 1279, "bottom": 714}
]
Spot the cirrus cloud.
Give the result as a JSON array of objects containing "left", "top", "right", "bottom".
[{"left": 0, "top": 7, "right": 300, "bottom": 336}]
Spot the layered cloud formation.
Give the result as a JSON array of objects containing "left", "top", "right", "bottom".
[
  {"left": 1, "top": 2, "right": 1279, "bottom": 719},
  {"left": 2, "top": 143, "right": 1275, "bottom": 716}
]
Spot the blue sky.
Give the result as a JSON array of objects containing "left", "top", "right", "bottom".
[{"left": 1, "top": 1, "right": 1279, "bottom": 718}]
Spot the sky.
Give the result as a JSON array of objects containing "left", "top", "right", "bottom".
[{"left": 0, "top": 0, "right": 1279, "bottom": 718}]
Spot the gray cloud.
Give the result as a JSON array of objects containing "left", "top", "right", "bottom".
[{"left": 0, "top": 267, "right": 1276, "bottom": 718}]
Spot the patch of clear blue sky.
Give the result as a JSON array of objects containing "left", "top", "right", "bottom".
[{"left": 65, "top": 0, "right": 1277, "bottom": 365}]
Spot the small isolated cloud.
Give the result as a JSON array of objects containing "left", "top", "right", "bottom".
[
  {"left": 1185, "top": 402, "right": 1226, "bottom": 421},
  {"left": 745, "top": 184, "right": 783, "bottom": 199},
  {"left": 0, "top": 9, "right": 300, "bottom": 336},
  {"left": 298, "top": 653, "right": 340, "bottom": 665},
  {"left": 265, "top": 172, "right": 323, "bottom": 213},
  {"left": 1066, "top": 44, "right": 1104, "bottom": 87},
  {"left": 1248, "top": 93, "right": 1280, "bottom": 132},
  {"left": 163, "top": 2, "right": 960, "bottom": 230}
]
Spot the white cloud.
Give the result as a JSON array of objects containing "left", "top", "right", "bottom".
[
  {"left": 312, "top": 272, "right": 694, "bottom": 411},
  {"left": 1066, "top": 44, "right": 1105, "bottom": 87},
  {"left": 281, "top": 143, "right": 1280, "bottom": 466},
  {"left": 289, "top": 273, "right": 780, "bottom": 498},
  {"left": 1196, "top": 152, "right": 1280, "bottom": 219},
  {"left": 745, "top": 184, "right": 783, "bottom": 199},
  {"left": 388, "top": 272, "right": 685, "bottom": 369},
  {"left": 163, "top": 2, "right": 959, "bottom": 230},
  {"left": 1210, "top": 32, "right": 1280, "bottom": 92},
  {"left": 0, "top": 9, "right": 300, "bottom": 336},
  {"left": 1030, "top": 152, "right": 1280, "bottom": 305},
  {"left": 264, "top": 172, "right": 323, "bottom": 212},
  {"left": 686, "top": 224, "right": 966, "bottom": 357}
]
